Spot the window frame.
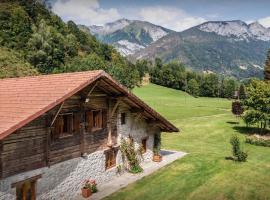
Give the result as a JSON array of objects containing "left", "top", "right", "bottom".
[
  {"left": 92, "top": 109, "right": 103, "bottom": 131},
  {"left": 58, "top": 113, "right": 74, "bottom": 138},
  {"left": 105, "top": 149, "right": 117, "bottom": 170}
]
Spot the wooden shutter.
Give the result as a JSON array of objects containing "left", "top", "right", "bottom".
[
  {"left": 102, "top": 110, "right": 107, "bottom": 128},
  {"left": 86, "top": 111, "right": 93, "bottom": 132},
  {"left": 73, "top": 113, "right": 81, "bottom": 133},
  {"left": 53, "top": 116, "right": 62, "bottom": 139},
  {"left": 98, "top": 111, "right": 102, "bottom": 128}
]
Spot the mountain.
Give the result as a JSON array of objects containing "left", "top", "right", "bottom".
[
  {"left": 132, "top": 20, "right": 270, "bottom": 79},
  {"left": 81, "top": 19, "right": 173, "bottom": 55},
  {"left": 198, "top": 20, "right": 270, "bottom": 41}
]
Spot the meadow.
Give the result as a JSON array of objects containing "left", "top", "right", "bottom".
[{"left": 105, "top": 84, "right": 270, "bottom": 200}]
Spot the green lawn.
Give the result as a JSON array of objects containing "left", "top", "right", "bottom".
[{"left": 105, "top": 84, "right": 270, "bottom": 200}]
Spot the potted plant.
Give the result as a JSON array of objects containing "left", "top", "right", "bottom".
[
  {"left": 81, "top": 180, "right": 92, "bottom": 198},
  {"left": 153, "top": 133, "right": 162, "bottom": 162},
  {"left": 90, "top": 180, "right": 98, "bottom": 193},
  {"left": 81, "top": 179, "right": 98, "bottom": 198}
]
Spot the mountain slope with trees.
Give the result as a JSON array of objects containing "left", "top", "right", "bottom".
[
  {"left": 0, "top": 0, "right": 140, "bottom": 88},
  {"left": 131, "top": 23, "right": 270, "bottom": 79}
]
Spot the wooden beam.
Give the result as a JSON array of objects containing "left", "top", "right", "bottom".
[
  {"left": 0, "top": 140, "right": 3, "bottom": 179},
  {"left": 45, "top": 115, "right": 51, "bottom": 167},
  {"left": 110, "top": 100, "right": 121, "bottom": 119},
  {"left": 107, "top": 99, "right": 113, "bottom": 147},
  {"left": 50, "top": 102, "right": 64, "bottom": 127},
  {"left": 79, "top": 103, "right": 85, "bottom": 156},
  {"left": 85, "top": 81, "right": 99, "bottom": 99}
]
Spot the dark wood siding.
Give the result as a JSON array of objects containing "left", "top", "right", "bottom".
[{"left": 0, "top": 87, "right": 120, "bottom": 178}]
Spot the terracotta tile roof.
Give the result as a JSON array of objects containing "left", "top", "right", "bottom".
[{"left": 0, "top": 70, "right": 178, "bottom": 139}]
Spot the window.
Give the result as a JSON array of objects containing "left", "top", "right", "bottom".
[
  {"left": 86, "top": 110, "right": 107, "bottom": 132},
  {"left": 53, "top": 113, "right": 73, "bottom": 139},
  {"left": 121, "top": 113, "right": 126, "bottom": 125},
  {"left": 93, "top": 110, "right": 102, "bottom": 129},
  {"left": 12, "top": 175, "right": 41, "bottom": 200},
  {"left": 105, "top": 149, "right": 117, "bottom": 169},
  {"left": 142, "top": 138, "right": 148, "bottom": 154}
]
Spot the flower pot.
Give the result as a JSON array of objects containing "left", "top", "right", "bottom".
[
  {"left": 81, "top": 188, "right": 92, "bottom": 198},
  {"left": 153, "top": 154, "right": 162, "bottom": 162}
]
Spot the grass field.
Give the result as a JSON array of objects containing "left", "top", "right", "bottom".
[{"left": 105, "top": 84, "right": 270, "bottom": 200}]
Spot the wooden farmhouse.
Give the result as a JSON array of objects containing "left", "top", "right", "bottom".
[{"left": 0, "top": 70, "right": 178, "bottom": 199}]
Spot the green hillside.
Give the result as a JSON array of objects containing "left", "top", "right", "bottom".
[
  {"left": 106, "top": 84, "right": 270, "bottom": 200},
  {"left": 0, "top": 0, "right": 139, "bottom": 88}
]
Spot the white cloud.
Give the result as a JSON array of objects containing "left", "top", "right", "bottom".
[
  {"left": 52, "top": 0, "right": 121, "bottom": 26},
  {"left": 138, "top": 7, "right": 206, "bottom": 31},
  {"left": 258, "top": 16, "right": 270, "bottom": 28}
]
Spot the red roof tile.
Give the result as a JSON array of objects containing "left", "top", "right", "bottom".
[{"left": 0, "top": 70, "right": 178, "bottom": 139}]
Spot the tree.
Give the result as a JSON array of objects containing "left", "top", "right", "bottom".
[
  {"left": 239, "top": 84, "right": 246, "bottom": 100},
  {"left": 230, "top": 135, "right": 248, "bottom": 162},
  {"left": 224, "top": 78, "right": 237, "bottom": 98},
  {"left": 232, "top": 101, "right": 244, "bottom": 117},
  {"left": 200, "top": 74, "right": 219, "bottom": 97},
  {"left": 188, "top": 79, "right": 200, "bottom": 97},
  {"left": 241, "top": 80, "right": 270, "bottom": 133},
  {"left": 264, "top": 49, "right": 270, "bottom": 81},
  {"left": 27, "top": 19, "right": 65, "bottom": 73}
]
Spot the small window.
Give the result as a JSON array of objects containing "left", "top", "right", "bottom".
[
  {"left": 12, "top": 175, "right": 41, "bottom": 200},
  {"left": 85, "top": 110, "right": 106, "bottom": 132},
  {"left": 142, "top": 138, "right": 148, "bottom": 154},
  {"left": 53, "top": 113, "right": 73, "bottom": 139},
  {"left": 105, "top": 149, "right": 117, "bottom": 169},
  {"left": 121, "top": 113, "right": 126, "bottom": 125},
  {"left": 93, "top": 110, "right": 102, "bottom": 129}
]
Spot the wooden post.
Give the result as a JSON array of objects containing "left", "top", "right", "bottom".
[
  {"left": 107, "top": 100, "right": 113, "bottom": 147},
  {"left": 0, "top": 140, "right": 3, "bottom": 179},
  {"left": 80, "top": 102, "right": 86, "bottom": 156},
  {"left": 45, "top": 115, "right": 51, "bottom": 167}
]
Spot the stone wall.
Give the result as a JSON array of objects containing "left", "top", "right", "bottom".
[
  {"left": 0, "top": 104, "right": 160, "bottom": 200},
  {"left": 0, "top": 150, "right": 118, "bottom": 200},
  {"left": 117, "top": 104, "right": 159, "bottom": 163}
]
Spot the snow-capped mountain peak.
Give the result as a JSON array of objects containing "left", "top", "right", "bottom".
[
  {"left": 86, "top": 19, "right": 173, "bottom": 55},
  {"left": 89, "top": 18, "right": 132, "bottom": 35},
  {"left": 198, "top": 20, "right": 270, "bottom": 41}
]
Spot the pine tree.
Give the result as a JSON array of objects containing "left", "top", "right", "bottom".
[
  {"left": 265, "top": 49, "right": 270, "bottom": 81},
  {"left": 239, "top": 84, "right": 246, "bottom": 100}
]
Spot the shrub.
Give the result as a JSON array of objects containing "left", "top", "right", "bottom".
[
  {"left": 230, "top": 135, "right": 248, "bottom": 162},
  {"left": 232, "top": 101, "right": 244, "bottom": 116},
  {"left": 120, "top": 136, "right": 143, "bottom": 174},
  {"left": 246, "top": 136, "right": 270, "bottom": 147},
  {"left": 129, "top": 164, "right": 143, "bottom": 174}
]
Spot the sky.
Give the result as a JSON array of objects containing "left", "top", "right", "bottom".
[{"left": 50, "top": 0, "right": 270, "bottom": 31}]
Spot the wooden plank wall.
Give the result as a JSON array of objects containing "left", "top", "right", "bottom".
[{"left": 0, "top": 89, "right": 119, "bottom": 178}]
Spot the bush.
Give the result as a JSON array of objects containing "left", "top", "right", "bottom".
[
  {"left": 246, "top": 137, "right": 270, "bottom": 147},
  {"left": 120, "top": 136, "right": 143, "bottom": 174},
  {"left": 232, "top": 101, "right": 244, "bottom": 116},
  {"left": 129, "top": 165, "right": 143, "bottom": 174},
  {"left": 230, "top": 135, "right": 248, "bottom": 162}
]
